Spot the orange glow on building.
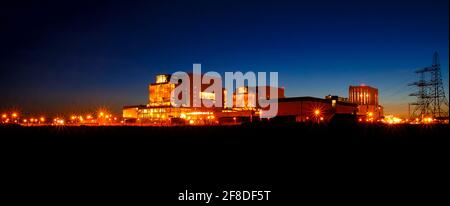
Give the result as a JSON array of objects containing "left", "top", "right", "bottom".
[
  {"left": 349, "top": 85, "right": 383, "bottom": 120},
  {"left": 232, "top": 86, "right": 285, "bottom": 109},
  {"left": 275, "top": 97, "right": 357, "bottom": 123},
  {"left": 123, "top": 73, "right": 359, "bottom": 125},
  {"left": 149, "top": 82, "right": 175, "bottom": 107}
]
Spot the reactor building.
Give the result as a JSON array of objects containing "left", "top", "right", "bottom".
[{"left": 349, "top": 85, "right": 383, "bottom": 120}]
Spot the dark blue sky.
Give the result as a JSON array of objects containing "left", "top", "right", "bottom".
[{"left": 1, "top": 0, "right": 448, "bottom": 116}]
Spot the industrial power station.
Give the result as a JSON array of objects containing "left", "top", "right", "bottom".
[{"left": 123, "top": 73, "right": 383, "bottom": 125}]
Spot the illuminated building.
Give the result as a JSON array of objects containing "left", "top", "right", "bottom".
[
  {"left": 349, "top": 85, "right": 383, "bottom": 120},
  {"left": 349, "top": 85, "right": 378, "bottom": 105},
  {"left": 123, "top": 105, "right": 146, "bottom": 120},
  {"left": 149, "top": 74, "right": 174, "bottom": 107},
  {"left": 124, "top": 73, "right": 224, "bottom": 125},
  {"left": 232, "top": 86, "right": 285, "bottom": 108},
  {"left": 123, "top": 73, "right": 359, "bottom": 125},
  {"left": 216, "top": 86, "right": 286, "bottom": 123}
]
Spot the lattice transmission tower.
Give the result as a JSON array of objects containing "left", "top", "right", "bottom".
[{"left": 409, "top": 52, "right": 449, "bottom": 119}]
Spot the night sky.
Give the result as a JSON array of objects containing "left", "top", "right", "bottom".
[{"left": 1, "top": 0, "right": 448, "bottom": 117}]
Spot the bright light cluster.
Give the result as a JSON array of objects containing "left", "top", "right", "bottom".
[{"left": 383, "top": 115, "right": 403, "bottom": 124}]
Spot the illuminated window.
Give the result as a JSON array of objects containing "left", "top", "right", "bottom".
[
  {"left": 238, "top": 87, "right": 248, "bottom": 94},
  {"left": 155, "top": 74, "right": 169, "bottom": 84},
  {"left": 200, "top": 92, "right": 215, "bottom": 100}
]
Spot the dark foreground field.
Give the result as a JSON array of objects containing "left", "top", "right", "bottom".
[{"left": 1, "top": 123, "right": 448, "bottom": 204}]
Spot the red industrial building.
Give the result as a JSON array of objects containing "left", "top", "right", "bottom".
[{"left": 274, "top": 96, "right": 357, "bottom": 122}]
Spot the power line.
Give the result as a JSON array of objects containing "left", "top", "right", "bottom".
[{"left": 409, "top": 52, "right": 449, "bottom": 118}]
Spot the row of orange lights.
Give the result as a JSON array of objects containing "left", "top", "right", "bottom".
[
  {"left": 68, "top": 111, "right": 118, "bottom": 123},
  {"left": 1, "top": 113, "right": 46, "bottom": 124},
  {"left": 2, "top": 113, "right": 18, "bottom": 118},
  {"left": 359, "top": 115, "right": 441, "bottom": 124},
  {"left": 1, "top": 110, "right": 119, "bottom": 125},
  {"left": 22, "top": 117, "right": 46, "bottom": 123}
]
